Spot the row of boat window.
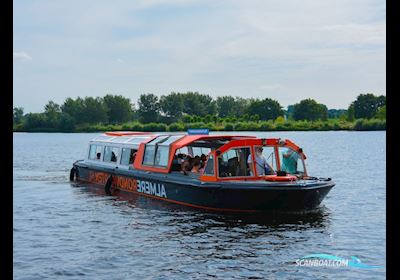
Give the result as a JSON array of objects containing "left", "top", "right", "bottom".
[
  {"left": 88, "top": 144, "right": 136, "bottom": 166},
  {"left": 88, "top": 138, "right": 305, "bottom": 176}
]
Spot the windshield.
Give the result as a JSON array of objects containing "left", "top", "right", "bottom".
[{"left": 278, "top": 147, "right": 306, "bottom": 176}]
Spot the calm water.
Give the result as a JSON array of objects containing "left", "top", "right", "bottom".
[{"left": 13, "top": 131, "right": 386, "bottom": 279}]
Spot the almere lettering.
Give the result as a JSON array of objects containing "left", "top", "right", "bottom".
[{"left": 137, "top": 180, "right": 167, "bottom": 198}]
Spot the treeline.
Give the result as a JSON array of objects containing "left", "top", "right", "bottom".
[{"left": 13, "top": 92, "right": 386, "bottom": 132}]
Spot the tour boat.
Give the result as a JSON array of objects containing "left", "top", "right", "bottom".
[{"left": 70, "top": 130, "right": 334, "bottom": 212}]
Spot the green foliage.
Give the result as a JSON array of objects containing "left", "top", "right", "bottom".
[
  {"left": 259, "top": 121, "right": 275, "bottom": 131},
  {"left": 246, "top": 98, "right": 284, "bottom": 121},
  {"left": 292, "top": 99, "right": 328, "bottom": 121},
  {"left": 61, "top": 97, "right": 85, "bottom": 123},
  {"left": 223, "top": 123, "right": 234, "bottom": 131},
  {"left": 137, "top": 94, "right": 161, "bottom": 123},
  {"left": 181, "top": 92, "right": 217, "bottom": 117},
  {"left": 353, "top": 119, "right": 386, "bottom": 131},
  {"left": 160, "top": 92, "right": 184, "bottom": 121},
  {"left": 83, "top": 97, "right": 109, "bottom": 124},
  {"left": 142, "top": 122, "right": 167, "bottom": 132},
  {"left": 103, "top": 94, "right": 133, "bottom": 124},
  {"left": 168, "top": 123, "right": 185, "bottom": 132},
  {"left": 275, "top": 116, "right": 285, "bottom": 124},
  {"left": 234, "top": 122, "right": 260, "bottom": 131},
  {"left": 350, "top": 93, "right": 386, "bottom": 119},
  {"left": 130, "top": 122, "right": 144, "bottom": 131},
  {"left": 216, "top": 96, "right": 237, "bottom": 118},
  {"left": 347, "top": 103, "right": 355, "bottom": 121},
  {"left": 183, "top": 122, "right": 206, "bottom": 130},
  {"left": 14, "top": 91, "right": 387, "bottom": 132},
  {"left": 13, "top": 107, "right": 24, "bottom": 124},
  {"left": 59, "top": 113, "right": 76, "bottom": 132},
  {"left": 375, "top": 105, "right": 386, "bottom": 120},
  {"left": 328, "top": 109, "right": 347, "bottom": 119},
  {"left": 44, "top": 101, "right": 62, "bottom": 128},
  {"left": 23, "top": 113, "right": 49, "bottom": 131}
]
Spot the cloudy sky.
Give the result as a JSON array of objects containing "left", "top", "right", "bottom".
[{"left": 13, "top": 0, "right": 385, "bottom": 113}]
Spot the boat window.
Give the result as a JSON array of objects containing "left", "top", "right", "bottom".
[
  {"left": 127, "top": 136, "right": 153, "bottom": 144},
  {"left": 121, "top": 148, "right": 137, "bottom": 165},
  {"left": 110, "top": 136, "right": 131, "bottom": 143},
  {"left": 161, "top": 135, "right": 184, "bottom": 145},
  {"left": 93, "top": 135, "right": 114, "bottom": 141},
  {"left": 143, "top": 145, "right": 156, "bottom": 165},
  {"left": 218, "top": 147, "right": 253, "bottom": 177},
  {"left": 104, "top": 146, "right": 120, "bottom": 163},
  {"left": 250, "top": 146, "right": 276, "bottom": 176},
  {"left": 154, "top": 145, "right": 169, "bottom": 167},
  {"left": 203, "top": 155, "right": 214, "bottom": 175},
  {"left": 88, "top": 144, "right": 104, "bottom": 160},
  {"left": 278, "top": 147, "right": 305, "bottom": 175},
  {"left": 254, "top": 146, "right": 277, "bottom": 170},
  {"left": 142, "top": 135, "right": 173, "bottom": 167},
  {"left": 176, "top": 147, "right": 189, "bottom": 156},
  {"left": 192, "top": 147, "right": 211, "bottom": 157}
]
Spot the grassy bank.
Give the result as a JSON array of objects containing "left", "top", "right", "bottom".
[{"left": 13, "top": 118, "right": 386, "bottom": 133}]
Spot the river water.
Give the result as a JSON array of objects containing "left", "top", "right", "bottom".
[{"left": 13, "top": 131, "right": 386, "bottom": 279}]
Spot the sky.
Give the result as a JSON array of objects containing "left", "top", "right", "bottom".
[{"left": 13, "top": 0, "right": 386, "bottom": 113}]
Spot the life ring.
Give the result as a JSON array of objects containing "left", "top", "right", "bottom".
[
  {"left": 265, "top": 174, "right": 297, "bottom": 182},
  {"left": 105, "top": 175, "right": 114, "bottom": 195},
  {"left": 69, "top": 167, "right": 76, "bottom": 181}
]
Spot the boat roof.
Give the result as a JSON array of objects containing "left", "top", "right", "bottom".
[{"left": 90, "top": 131, "right": 257, "bottom": 146}]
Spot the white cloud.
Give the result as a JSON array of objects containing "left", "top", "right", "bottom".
[
  {"left": 13, "top": 51, "right": 32, "bottom": 61},
  {"left": 13, "top": 0, "right": 385, "bottom": 112}
]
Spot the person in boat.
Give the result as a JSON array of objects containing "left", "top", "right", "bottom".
[
  {"left": 181, "top": 159, "right": 191, "bottom": 174},
  {"left": 111, "top": 151, "right": 117, "bottom": 162},
  {"left": 191, "top": 158, "right": 202, "bottom": 173},
  {"left": 281, "top": 148, "right": 302, "bottom": 174},
  {"left": 96, "top": 152, "right": 101, "bottom": 160},
  {"left": 247, "top": 147, "right": 274, "bottom": 176},
  {"left": 200, "top": 154, "right": 207, "bottom": 168}
]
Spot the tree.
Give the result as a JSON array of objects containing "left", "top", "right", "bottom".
[
  {"left": 160, "top": 92, "right": 184, "bottom": 122},
  {"left": 234, "top": 97, "right": 250, "bottom": 117},
  {"left": 82, "top": 97, "right": 108, "bottom": 124},
  {"left": 61, "top": 97, "right": 85, "bottom": 123},
  {"left": 44, "top": 101, "right": 61, "bottom": 128},
  {"left": 181, "top": 92, "right": 217, "bottom": 117},
  {"left": 347, "top": 103, "right": 355, "bottom": 121},
  {"left": 23, "top": 113, "right": 48, "bottom": 130},
  {"left": 59, "top": 113, "right": 76, "bottom": 132},
  {"left": 292, "top": 99, "right": 328, "bottom": 121},
  {"left": 103, "top": 94, "right": 133, "bottom": 124},
  {"left": 13, "top": 107, "right": 24, "bottom": 124},
  {"left": 246, "top": 98, "right": 284, "bottom": 121},
  {"left": 137, "top": 94, "right": 160, "bottom": 123},
  {"left": 350, "top": 93, "right": 386, "bottom": 119},
  {"left": 375, "top": 105, "right": 386, "bottom": 120},
  {"left": 216, "top": 96, "right": 237, "bottom": 118},
  {"left": 328, "top": 109, "right": 347, "bottom": 119}
]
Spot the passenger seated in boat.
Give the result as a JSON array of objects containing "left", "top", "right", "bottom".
[
  {"left": 281, "top": 148, "right": 301, "bottom": 174},
  {"left": 200, "top": 154, "right": 207, "bottom": 168},
  {"left": 247, "top": 147, "right": 274, "bottom": 176},
  {"left": 96, "top": 152, "right": 101, "bottom": 160},
  {"left": 111, "top": 152, "right": 117, "bottom": 162},
  {"left": 191, "top": 158, "right": 202, "bottom": 173},
  {"left": 130, "top": 152, "right": 137, "bottom": 164},
  {"left": 181, "top": 160, "right": 191, "bottom": 175}
]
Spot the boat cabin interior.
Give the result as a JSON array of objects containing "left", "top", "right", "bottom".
[{"left": 85, "top": 132, "right": 308, "bottom": 182}]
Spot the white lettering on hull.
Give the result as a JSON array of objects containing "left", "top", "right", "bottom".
[{"left": 137, "top": 180, "right": 167, "bottom": 198}]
